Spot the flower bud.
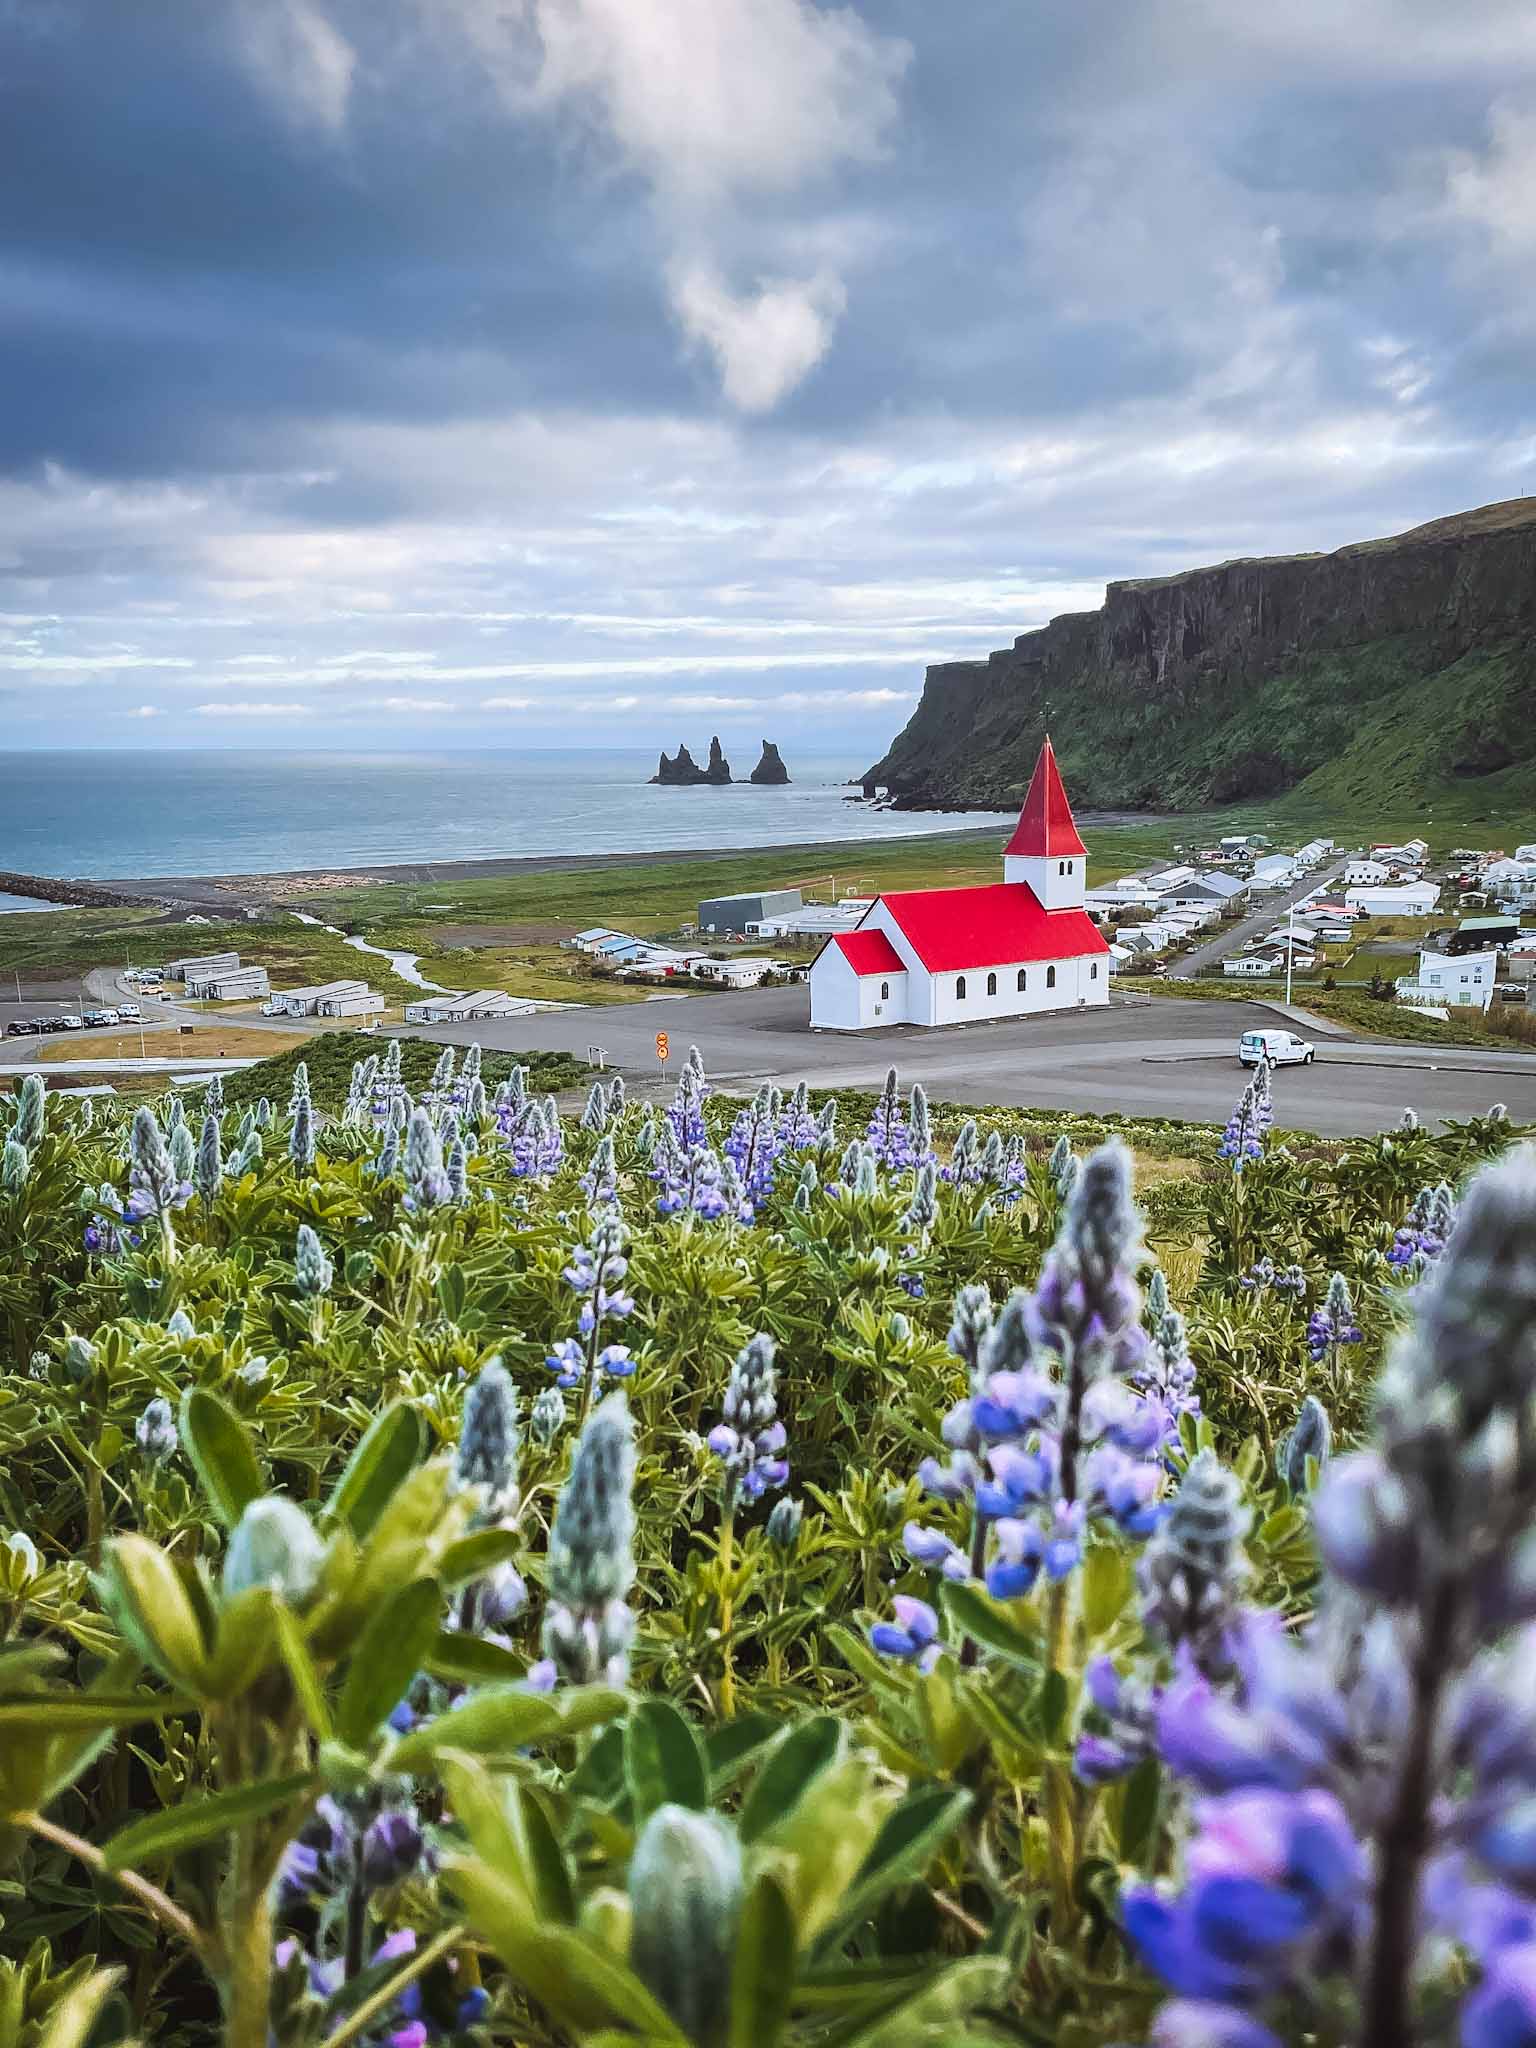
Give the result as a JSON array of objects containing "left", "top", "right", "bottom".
[
  {"left": 293, "top": 1224, "right": 333, "bottom": 1299},
  {"left": 63, "top": 1334, "right": 96, "bottom": 1383},
  {"left": 767, "top": 1496, "right": 803, "bottom": 1553},
  {"left": 135, "top": 1397, "right": 179, "bottom": 1465},
  {"left": 628, "top": 1805, "right": 743, "bottom": 2048},
  {"left": 223, "top": 1496, "right": 325, "bottom": 1607},
  {"left": 455, "top": 1359, "right": 519, "bottom": 1521}
]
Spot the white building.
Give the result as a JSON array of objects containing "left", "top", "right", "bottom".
[
  {"left": 267, "top": 978, "right": 376, "bottom": 1018},
  {"left": 1345, "top": 883, "right": 1440, "bottom": 918},
  {"left": 186, "top": 964, "right": 270, "bottom": 1000},
  {"left": 1396, "top": 947, "right": 1498, "bottom": 1012},
  {"left": 1251, "top": 854, "right": 1298, "bottom": 890},
  {"left": 402, "top": 990, "right": 537, "bottom": 1023},
  {"left": 1224, "top": 955, "right": 1283, "bottom": 978},
  {"left": 1344, "top": 860, "right": 1390, "bottom": 886},
  {"left": 1484, "top": 859, "right": 1536, "bottom": 908},
  {"left": 166, "top": 950, "right": 241, "bottom": 982},
  {"left": 809, "top": 740, "right": 1110, "bottom": 1031},
  {"left": 316, "top": 988, "right": 385, "bottom": 1018}
]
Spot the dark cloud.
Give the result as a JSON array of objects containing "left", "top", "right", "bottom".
[{"left": 1, "top": 0, "right": 1534, "bottom": 753}]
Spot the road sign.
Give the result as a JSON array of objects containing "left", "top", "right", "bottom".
[{"left": 655, "top": 1031, "right": 669, "bottom": 1063}]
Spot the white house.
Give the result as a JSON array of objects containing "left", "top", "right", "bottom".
[
  {"left": 1224, "top": 955, "right": 1283, "bottom": 978},
  {"left": 1396, "top": 947, "right": 1498, "bottom": 1012},
  {"left": 1344, "top": 860, "right": 1390, "bottom": 886},
  {"left": 1251, "top": 854, "right": 1298, "bottom": 890},
  {"left": 1345, "top": 883, "right": 1440, "bottom": 918},
  {"left": 1484, "top": 859, "right": 1536, "bottom": 908},
  {"left": 809, "top": 740, "right": 1110, "bottom": 1031}
]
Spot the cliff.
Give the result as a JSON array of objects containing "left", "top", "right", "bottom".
[
  {"left": 864, "top": 499, "right": 1536, "bottom": 815},
  {"left": 652, "top": 736, "right": 733, "bottom": 785},
  {"left": 749, "top": 740, "right": 790, "bottom": 785}
]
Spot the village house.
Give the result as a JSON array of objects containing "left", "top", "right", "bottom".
[
  {"left": 809, "top": 740, "right": 1109, "bottom": 1031},
  {"left": 1396, "top": 947, "right": 1499, "bottom": 1012}
]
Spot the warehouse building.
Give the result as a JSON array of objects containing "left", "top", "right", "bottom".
[
  {"left": 698, "top": 888, "right": 804, "bottom": 935},
  {"left": 166, "top": 950, "right": 241, "bottom": 983},
  {"left": 185, "top": 964, "right": 270, "bottom": 1000},
  {"left": 266, "top": 978, "right": 377, "bottom": 1018}
]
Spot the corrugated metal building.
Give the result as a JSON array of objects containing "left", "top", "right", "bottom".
[{"left": 697, "top": 888, "right": 804, "bottom": 935}]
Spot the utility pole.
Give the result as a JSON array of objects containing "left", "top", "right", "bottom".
[{"left": 1285, "top": 899, "right": 1295, "bottom": 1007}]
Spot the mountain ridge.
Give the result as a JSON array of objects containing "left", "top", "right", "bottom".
[{"left": 864, "top": 498, "right": 1536, "bottom": 819}]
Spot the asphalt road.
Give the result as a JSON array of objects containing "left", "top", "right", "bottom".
[
  {"left": 1177, "top": 857, "right": 1349, "bottom": 977},
  {"left": 394, "top": 985, "right": 1536, "bottom": 1137}
]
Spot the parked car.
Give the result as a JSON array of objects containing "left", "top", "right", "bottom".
[
  {"left": 1496, "top": 983, "right": 1528, "bottom": 1004},
  {"left": 82, "top": 1008, "right": 119, "bottom": 1027},
  {"left": 59, "top": 1015, "right": 84, "bottom": 1031},
  {"left": 5, "top": 1020, "right": 38, "bottom": 1036},
  {"left": 117, "top": 1002, "right": 141, "bottom": 1020},
  {"left": 37, "top": 1018, "right": 66, "bottom": 1034},
  {"left": 1239, "top": 1028, "right": 1315, "bottom": 1068}
]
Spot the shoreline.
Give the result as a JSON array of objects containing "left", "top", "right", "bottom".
[
  {"left": 2, "top": 808, "right": 1181, "bottom": 914},
  {"left": 16, "top": 823, "right": 1018, "bottom": 911}
]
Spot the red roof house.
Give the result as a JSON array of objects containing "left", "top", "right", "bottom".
[{"left": 810, "top": 741, "right": 1111, "bottom": 1031}]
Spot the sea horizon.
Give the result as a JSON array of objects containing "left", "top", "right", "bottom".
[{"left": 0, "top": 746, "right": 1012, "bottom": 883}]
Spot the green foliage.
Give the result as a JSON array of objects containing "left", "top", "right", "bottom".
[{"left": 0, "top": 1056, "right": 1523, "bottom": 2045}]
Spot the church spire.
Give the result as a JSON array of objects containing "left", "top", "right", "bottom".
[{"left": 1004, "top": 737, "right": 1087, "bottom": 859}]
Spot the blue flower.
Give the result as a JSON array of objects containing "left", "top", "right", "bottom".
[{"left": 870, "top": 1594, "right": 941, "bottom": 1670}]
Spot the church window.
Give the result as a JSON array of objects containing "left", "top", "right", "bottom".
[
  {"left": 881, "top": 981, "right": 889, "bottom": 1000},
  {"left": 986, "top": 971, "right": 998, "bottom": 996},
  {"left": 1017, "top": 969, "right": 1027, "bottom": 991},
  {"left": 1046, "top": 965, "right": 1057, "bottom": 989},
  {"left": 956, "top": 976, "right": 967, "bottom": 1000}
]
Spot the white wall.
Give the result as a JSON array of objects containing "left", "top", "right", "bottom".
[
  {"left": 811, "top": 941, "right": 912, "bottom": 1028},
  {"left": 925, "top": 951, "right": 1108, "bottom": 1026}
]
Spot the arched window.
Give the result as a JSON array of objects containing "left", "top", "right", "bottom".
[
  {"left": 1046, "top": 964, "right": 1057, "bottom": 989},
  {"left": 1017, "top": 969, "right": 1027, "bottom": 992},
  {"left": 1057, "top": 860, "right": 1065, "bottom": 876},
  {"left": 1090, "top": 962, "right": 1098, "bottom": 980},
  {"left": 880, "top": 981, "right": 889, "bottom": 1000},
  {"left": 986, "top": 971, "right": 998, "bottom": 997},
  {"left": 956, "top": 975, "right": 967, "bottom": 1001}
]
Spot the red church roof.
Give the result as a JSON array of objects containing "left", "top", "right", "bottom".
[
  {"left": 1004, "top": 738, "right": 1087, "bottom": 859},
  {"left": 831, "top": 928, "right": 907, "bottom": 978},
  {"left": 878, "top": 884, "right": 1107, "bottom": 973}
]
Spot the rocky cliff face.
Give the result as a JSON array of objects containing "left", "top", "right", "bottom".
[
  {"left": 749, "top": 740, "right": 790, "bottom": 785},
  {"left": 864, "top": 500, "right": 1536, "bottom": 812},
  {"left": 652, "top": 737, "right": 733, "bottom": 785}
]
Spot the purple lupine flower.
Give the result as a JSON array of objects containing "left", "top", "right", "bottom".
[
  {"left": 542, "top": 1394, "right": 636, "bottom": 1687},
  {"left": 725, "top": 1084, "right": 786, "bottom": 1204},
  {"left": 127, "top": 1107, "right": 192, "bottom": 1220},
  {"left": 711, "top": 1335, "right": 789, "bottom": 1506},
  {"left": 666, "top": 1045, "right": 710, "bottom": 1151},
  {"left": 549, "top": 1214, "right": 636, "bottom": 1409},
  {"left": 402, "top": 1107, "right": 452, "bottom": 1212},
  {"left": 903, "top": 1521, "right": 970, "bottom": 1579},
  {"left": 869, "top": 1594, "right": 941, "bottom": 1670},
  {"left": 1306, "top": 1273, "right": 1362, "bottom": 1363},
  {"left": 1219, "top": 1060, "right": 1272, "bottom": 1169},
  {"left": 866, "top": 1066, "right": 918, "bottom": 1168}
]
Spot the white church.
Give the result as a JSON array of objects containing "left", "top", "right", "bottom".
[{"left": 809, "top": 739, "right": 1110, "bottom": 1031}]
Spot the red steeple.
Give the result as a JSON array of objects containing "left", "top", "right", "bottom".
[{"left": 1004, "top": 737, "right": 1086, "bottom": 859}]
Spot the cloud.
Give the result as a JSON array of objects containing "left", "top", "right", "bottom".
[
  {"left": 236, "top": 0, "right": 356, "bottom": 132},
  {"left": 196, "top": 701, "right": 311, "bottom": 718},
  {"left": 438, "top": 0, "right": 908, "bottom": 408},
  {"left": 1443, "top": 100, "right": 1536, "bottom": 257},
  {"left": 127, "top": 703, "right": 162, "bottom": 718},
  {"left": 668, "top": 261, "right": 847, "bottom": 413}
]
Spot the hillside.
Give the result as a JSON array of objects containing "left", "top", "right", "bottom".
[{"left": 865, "top": 499, "right": 1536, "bottom": 819}]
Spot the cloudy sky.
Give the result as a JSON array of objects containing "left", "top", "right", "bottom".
[{"left": 3, "top": 0, "right": 1535, "bottom": 757}]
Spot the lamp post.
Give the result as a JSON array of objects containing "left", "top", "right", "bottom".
[{"left": 1285, "top": 899, "right": 1295, "bottom": 1007}]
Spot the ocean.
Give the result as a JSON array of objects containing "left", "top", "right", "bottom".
[{"left": 0, "top": 750, "right": 1007, "bottom": 882}]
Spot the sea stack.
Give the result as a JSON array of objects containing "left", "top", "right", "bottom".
[
  {"left": 749, "top": 741, "right": 790, "bottom": 785},
  {"left": 651, "top": 738, "right": 734, "bottom": 785}
]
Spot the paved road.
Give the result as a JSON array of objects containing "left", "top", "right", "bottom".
[
  {"left": 1177, "top": 857, "right": 1349, "bottom": 978},
  {"left": 393, "top": 986, "right": 1536, "bottom": 1137},
  {"left": 1, "top": 968, "right": 315, "bottom": 1065}
]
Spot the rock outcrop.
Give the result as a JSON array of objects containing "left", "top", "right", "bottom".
[
  {"left": 651, "top": 737, "right": 734, "bottom": 785},
  {"left": 863, "top": 499, "right": 1536, "bottom": 815},
  {"left": 749, "top": 741, "right": 790, "bottom": 785}
]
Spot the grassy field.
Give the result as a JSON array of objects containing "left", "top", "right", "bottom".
[{"left": 35, "top": 1023, "right": 327, "bottom": 1065}]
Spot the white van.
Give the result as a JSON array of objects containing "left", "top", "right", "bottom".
[{"left": 1238, "top": 1028, "right": 1315, "bottom": 1068}]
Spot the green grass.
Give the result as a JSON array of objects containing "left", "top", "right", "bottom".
[{"left": 214, "top": 1032, "right": 588, "bottom": 1112}]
